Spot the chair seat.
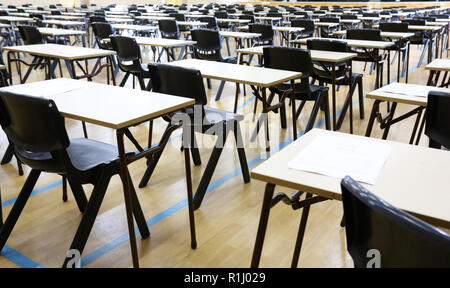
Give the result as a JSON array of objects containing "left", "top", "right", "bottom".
[
  {"left": 271, "top": 83, "right": 328, "bottom": 101},
  {"left": 221, "top": 55, "right": 237, "bottom": 64},
  {"left": 17, "top": 138, "right": 131, "bottom": 174},
  {"left": 313, "top": 71, "right": 363, "bottom": 86},
  {"left": 204, "top": 106, "right": 244, "bottom": 123},
  {"left": 67, "top": 138, "right": 128, "bottom": 171}
]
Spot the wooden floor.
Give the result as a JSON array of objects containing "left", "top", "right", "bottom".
[{"left": 0, "top": 34, "right": 446, "bottom": 268}]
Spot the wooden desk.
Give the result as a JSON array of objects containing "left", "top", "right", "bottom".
[
  {"left": 0, "top": 78, "right": 196, "bottom": 268},
  {"left": 168, "top": 58, "right": 301, "bottom": 208},
  {"left": 111, "top": 24, "right": 158, "bottom": 33},
  {"left": 295, "top": 37, "right": 394, "bottom": 90},
  {"left": 251, "top": 128, "right": 450, "bottom": 268},
  {"left": 237, "top": 46, "right": 357, "bottom": 132},
  {"left": 105, "top": 36, "right": 195, "bottom": 62},
  {"left": 425, "top": 59, "right": 450, "bottom": 87},
  {"left": 365, "top": 83, "right": 450, "bottom": 144},
  {"left": 3, "top": 44, "right": 116, "bottom": 84}
]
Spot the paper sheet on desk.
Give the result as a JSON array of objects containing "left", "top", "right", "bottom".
[
  {"left": 288, "top": 134, "right": 392, "bottom": 185},
  {"left": 376, "top": 82, "right": 435, "bottom": 98},
  {"left": 0, "top": 78, "right": 92, "bottom": 97}
]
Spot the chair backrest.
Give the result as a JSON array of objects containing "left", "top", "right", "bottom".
[
  {"left": 340, "top": 14, "right": 358, "bottom": 20},
  {"left": 263, "top": 46, "right": 312, "bottom": 87},
  {"left": 307, "top": 38, "right": 348, "bottom": 53},
  {"left": 363, "top": 12, "right": 379, "bottom": 17},
  {"left": 425, "top": 90, "right": 450, "bottom": 149},
  {"left": 90, "top": 15, "right": 106, "bottom": 23},
  {"left": 170, "top": 13, "right": 186, "bottom": 22},
  {"left": 158, "top": 19, "right": 179, "bottom": 39},
  {"left": 239, "top": 15, "right": 255, "bottom": 24},
  {"left": 379, "top": 22, "right": 408, "bottom": 33},
  {"left": 341, "top": 176, "right": 450, "bottom": 268},
  {"left": 291, "top": 19, "right": 314, "bottom": 33},
  {"left": 148, "top": 63, "right": 207, "bottom": 106},
  {"left": 248, "top": 23, "right": 274, "bottom": 44},
  {"left": 243, "top": 10, "right": 254, "bottom": 15},
  {"left": 267, "top": 12, "right": 282, "bottom": 18},
  {"left": 214, "top": 11, "right": 228, "bottom": 19},
  {"left": 347, "top": 28, "right": 381, "bottom": 41},
  {"left": 190, "top": 29, "right": 222, "bottom": 61},
  {"left": 402, "top": 19, "right": 426, "bottom": 26},
  {"left": 110, "top": 35, "right": 141, "bottom": 63},
  {"left": 0, "top": 92, "right": 69, "bottom": 154},
  {"left": 92, "top": 22, "right": 114, "bottom": 50},
  {"left": 199, "top": 16, "right": 218, "bottom": 30},
  {"left": 319, "top": 17, "right": 340, "bottom": 23},
  {"left": 51, "top": 10, "right": 62, "bottom": 15},
  {"left": 18, "top": 25, "right": 44, "bottom": 45}
]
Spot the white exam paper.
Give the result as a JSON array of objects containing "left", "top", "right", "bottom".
[
  {"left": 376, "top": 82, "right": 435, "bottom": 98},
  {"left": 288, "top": 134, "right": 392, "bottom": 185}
]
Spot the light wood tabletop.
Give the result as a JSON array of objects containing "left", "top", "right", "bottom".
[
  {"left": 42, "top": 20, "right": 85, "bottom": 26},
  {"left": 251, "top": 128, "right": 450, "bottom": 228},
  {"left": 295, "top": 37, "right": 394, "bottom": 49},
  {"left": 111, "top": 24, "right": 158, "bottom": 31},
  {"left": 220, "top": 31, "right": 261, "bottom": 39},
  {"left": 237, "top": 46, "right": 357, "bottom": 63},
  {"left": 168, "top": 58, "right": 302, "bottom": 87},
  {"left": 425, "top": 59, "right": 450, "bottom": 72},
  {"left": 0, "top": 78, "right": 195, "bottom": 129},
  {"left": 38, "top": 27, "right": 86, "bottom": 37},
  {"left": 3, "top": 44, "right": 115, "bottom": 60},
  {"left": 366, "top": 82, "right": 450, "bottom": 106},
  {"left": 333, "top": 30, "right": 415, "bottom": 39},
  {"left": 0, "top": 16, "right": 34, "bottom": 22},
  {"left": 105, "top": 36, "right": 196, "bottom": 48}
]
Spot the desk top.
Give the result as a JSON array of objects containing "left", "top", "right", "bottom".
[
  {"left": 251, "top": 128, "right": 450, "bottom": 228},
  {"left": 295, "top": 37, "right": 394, "bottom": 49},
  {"left": 220, "top": 31, "right": 261, "bottom": 39},
  {"left": 237, "top": 46, "right": 357, "bottom": 63},
  {"left": 38, "top": 27, "right": 86, "bottom": 36},
  {"left": 111, "top": 24, "right": 158, "bottom": 31},
  {"left": 0, "top": 78, "right": 194, "bottom": 130},
  {"left": 168, "top": 58, "right": 302, "bottom": 88},
  {"left": 113, "top": 37, "right": 196, "bottom": 48},
  {"left": 425, "top": 59, "right": 450, "bottom": 72},
  {"left": 366, "top": 82, "right": 450, "bottom": 106},
  {"left": 333, "top": 30, "right": 414, "bottom": 39},
  {"left": 3, "top": 44, "right": 115, "bottom": 60},
  {"left": 42, "top": 20, "right": 85, "bottom": 26}
]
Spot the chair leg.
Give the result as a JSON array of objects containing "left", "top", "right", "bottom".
[
  {"left": 233, "top": 121, "right": 250, "bottom": 183},
  {"left": 122, "top": 172, "right": 150, "bottom": 239},
  {"left": 291, "top": 193, "right": 312, "bottom": 268},
  {"left": 295, "top": 100, "right": 307, "bottom": 120},
  {"left": 0, "top": 169, "right": 41, "bottom": 253},
  {"left": 321, "top": 95, "right": 331, "bottom": 131},
  {"left": 214, "top": 80, "right": 226, "bottom": 101},
  {"left": 62, "top": 168, "right": 111, "bottom": 268},
  {"left": 119, "top": 72, "right": 130, "bottom": 87},
  {"left": 193, "top": 127, "right": 230, "bottom": 210},
  {"left": 1, "top": 144, "right": 13, "bottom": 165},
  {"left": 190, "top": 131, "right": 201, "bottom": 166},
  {"left": 67, "top": 179, "right": 88, "bottom": 213},
  {"left": 62, "top": 176, "right": 68, "bottom": 202},
  {"left": 305, "top": 95, "right": 323, "bottom": 132}
]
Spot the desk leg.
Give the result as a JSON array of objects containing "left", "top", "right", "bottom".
[
  {"left": 331, "top": 63, "right": 337, "bottom": 131},
  {"left": 291, "top": 193, "right": 312, "bottom": 268},
  {"left": 365, "top": 100, "right": 381, "bottom": 137},
  {"left": 382, "top": 102, "right": 397, "bottom": 140},
  {"left": 291, "top": 79, "right": 297, "bottom": 140},
  {"left": 251, "top": 183, "right": 276, "bottom": 268},
  {"left": 375, "top": 48, "right": 380, "bottom": 89},
  {"left": 183, "top": 136, "right": 197, "bottom": 249},
  {"left": 116, "top": 129, "right": 140, "bottom": 268}
]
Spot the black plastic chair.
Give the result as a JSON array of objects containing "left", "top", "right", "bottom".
[
  {"left": 341, "top": 176, "right": 450, "bottom": 268},
  {"left": 425, "top": 90, "right": 450, "bottom": 149},
  {"left": 92, "top": 22, "right": 115, "bottom": 50},
  {"left": 138, "top": 63, "right": 250, "bottom": 210},
  {"left": 402, "top": 19, "right": 431, "bottom": 66},
  {"left": 307, "top": 39, "right": 364, "bottom": 130},
  {"left": 0, "top": 92, "right": 149, "bottom": 267},
  {"left": 239, "top": 14, "right": 255, "bottom": 24},
  {"left": 347, "top": 29, "right": 386, "bottom": 87},
  {"left": 158, "top": 19, "right": 180, "bottom": 40},
  {"left": 89, "top": 15, "right": 107, "bottom": 24},
  {"left": 18, "top": 25, "right": 64, "bottom": 82},
  {"left": 199, "top": 16, "right": 218, "bottom": 30},
  {"left": 191, "top": 29, "right": 236, "bottom": 100},
  {"left": 248, "top": 23, "right": 274, "bottom": 46},
  {"left": 318, "top": 17, "right": 340, "bottom": 38},
  {"left": 110, "top": 36, "right": 152, "bottom": 91},
  {"left": 291, "top": 19, "right": 315, "bottom": 40},
  {"left": 260, "top": 46, "right": 331, "bottom": 133},
  {"left": 379, "top": 22, "right": 410, "bottom": 81},
  {"left": 214, "top": 11, "right": 230, "bottom": 30}
]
